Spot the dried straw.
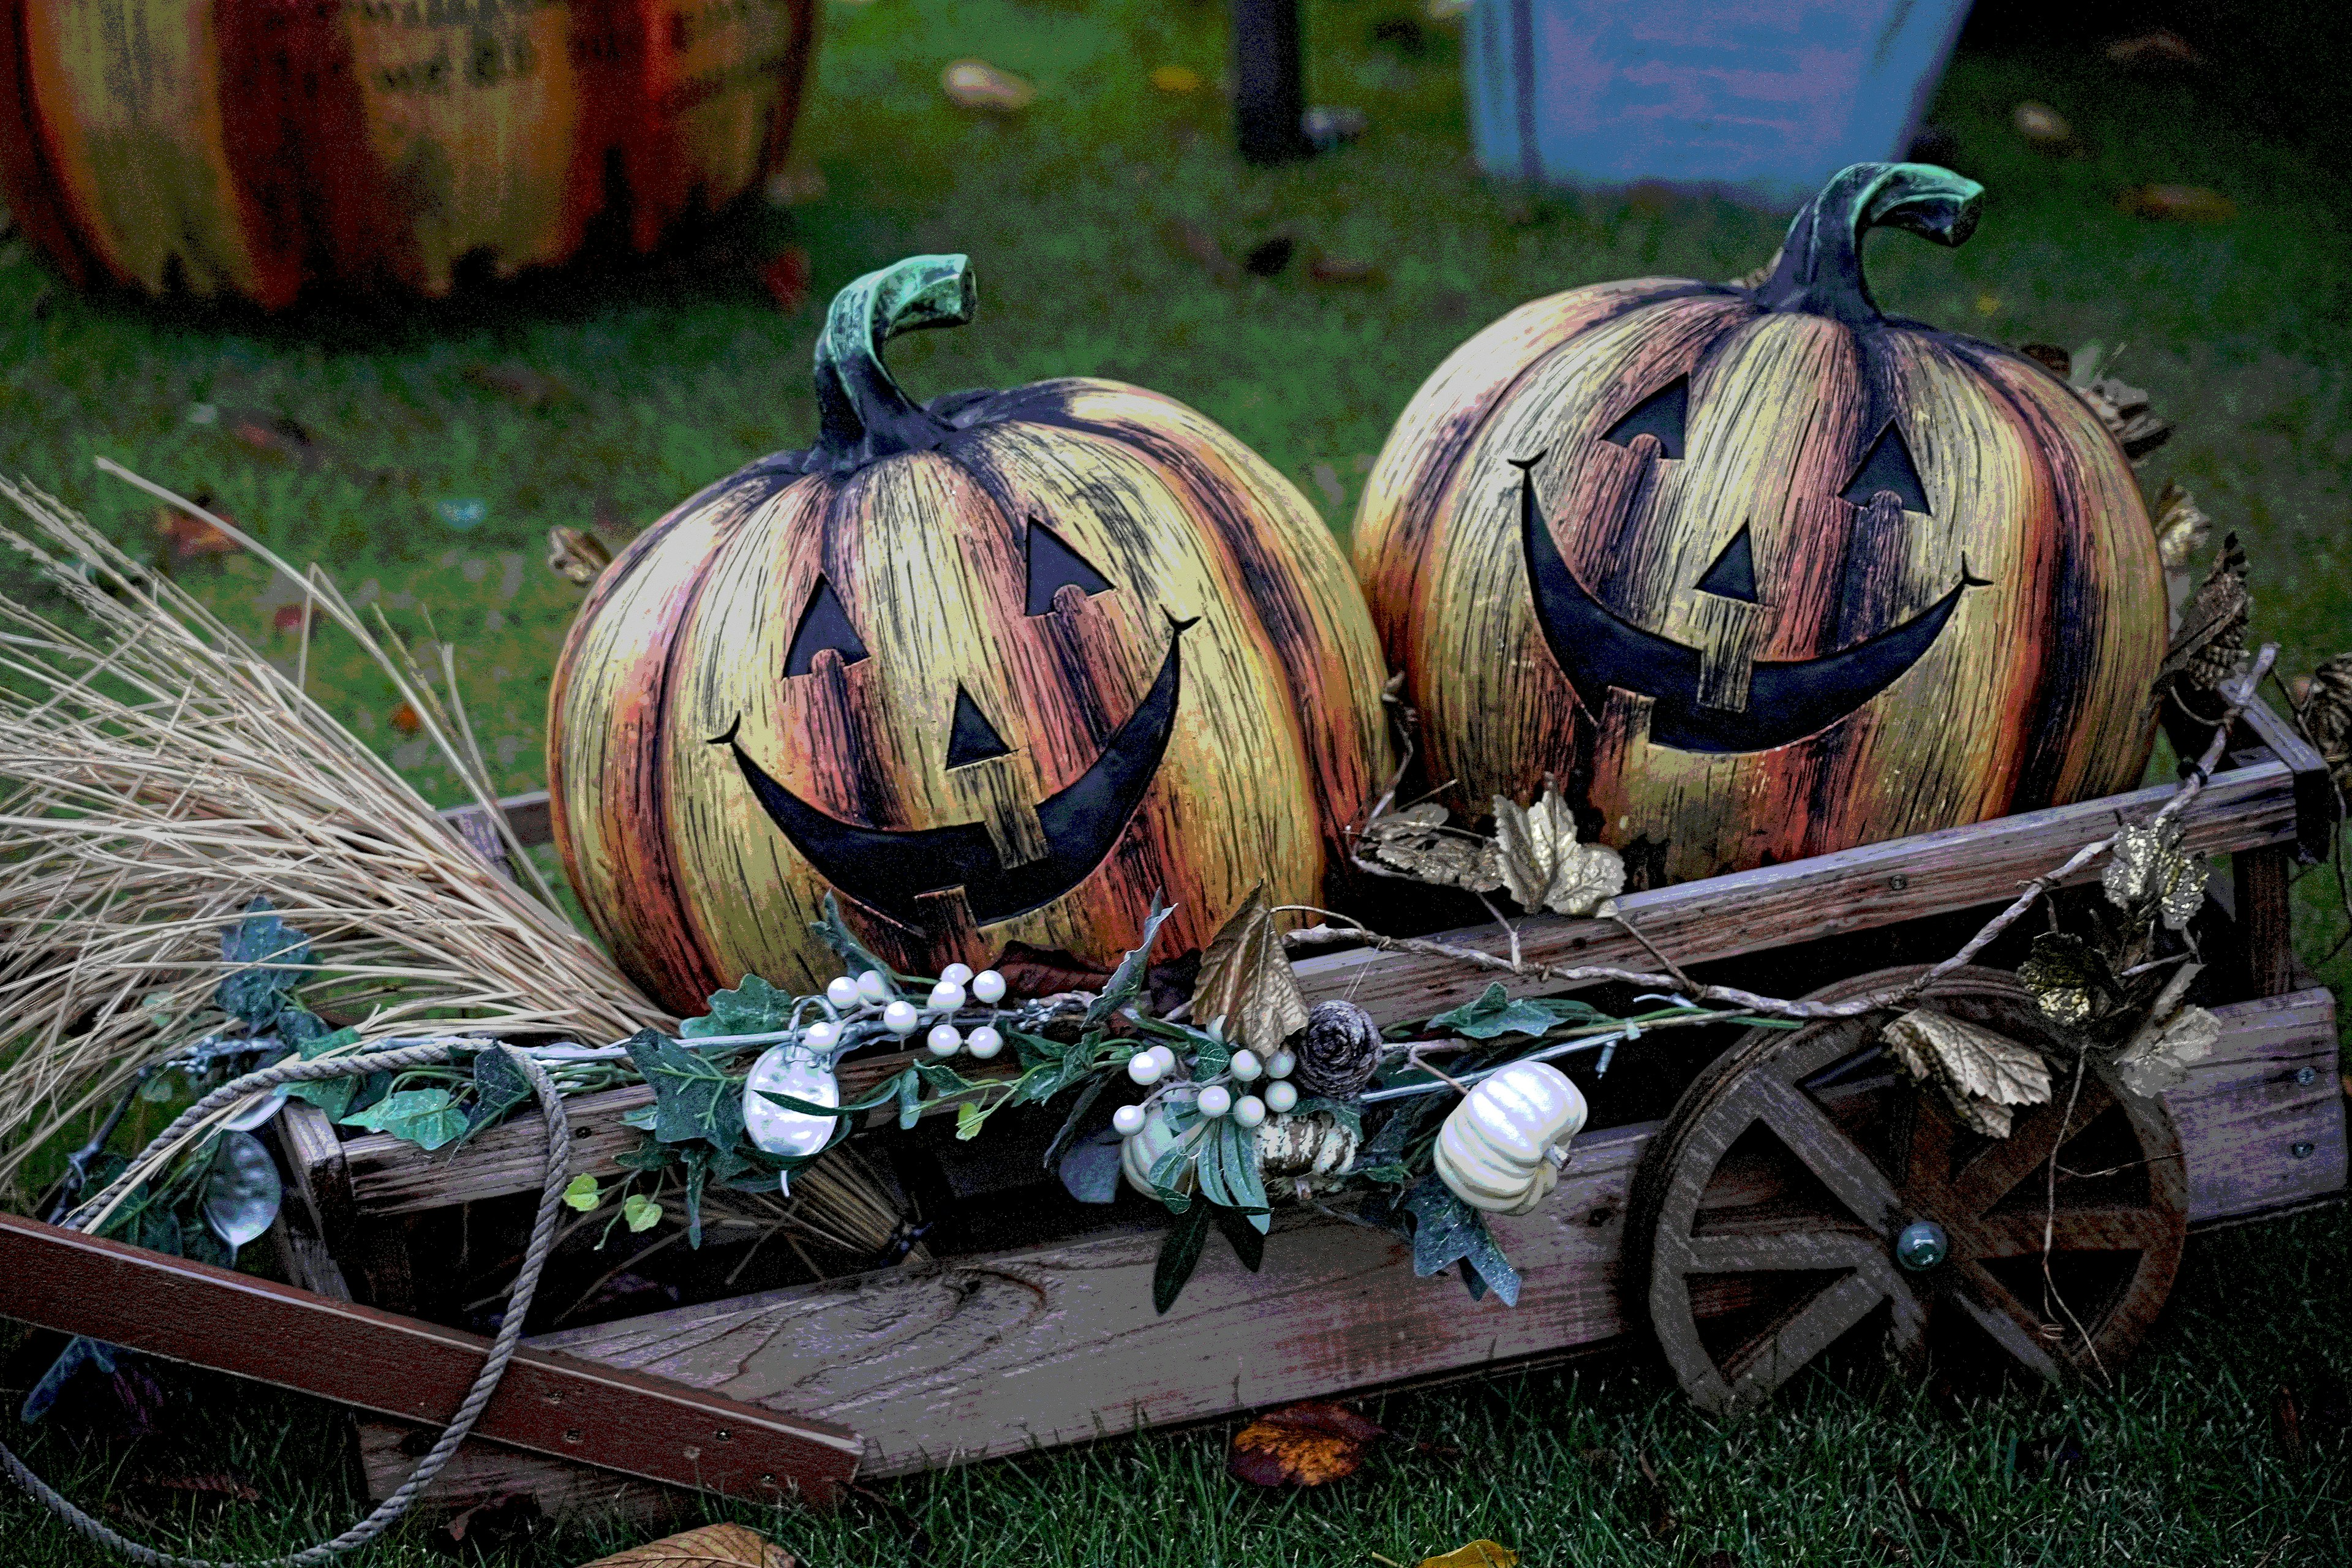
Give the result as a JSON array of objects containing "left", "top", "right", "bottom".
[{"left": 0, "top": 470, "right": 667, "bottom": 1204}]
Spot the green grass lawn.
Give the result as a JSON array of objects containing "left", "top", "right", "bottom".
[{"left": 2, "top": 0, "right": 2349, "bottom": 1562}]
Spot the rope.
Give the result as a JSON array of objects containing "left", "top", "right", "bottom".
[{"left": 2, "top": 1041, "right": 573, "bottom": 1566}]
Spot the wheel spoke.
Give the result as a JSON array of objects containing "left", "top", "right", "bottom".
[
  {"left": 1667, "top": 1226, "right": 1885, "bottom": 1274},
  {"left": 1951, "top": 1074, "right": 2113, "bottom": 1217},
  {"left": 1743, "top": 1073, "right": 1904, "bottom": 1234},
  {"left": 1898, "top": 1091, "right": 1959, "bottom": 1207},
  {"left": 1963, "top": 1207, "right": 2173, "bottom": 1259},
  {"left": 1949, "top": 1261, "right": 2065, "bottom": 1382},
  {"left": 1723, "top": 1268, "right": 1893, "bottom": 1407}
]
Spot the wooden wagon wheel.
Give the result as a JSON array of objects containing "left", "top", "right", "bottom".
[{"left": 1627, "top": 966, "right": 2187, "bottom": 1414}]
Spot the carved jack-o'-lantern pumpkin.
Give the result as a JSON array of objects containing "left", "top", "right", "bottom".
[
  {"left": 1354, "top": 164, "right": 2167, "bottom": 885},
  {"left": 550, "top": 255, "right": 1394, "bottom": 1011}
]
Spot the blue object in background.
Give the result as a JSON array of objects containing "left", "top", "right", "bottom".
[{"left": 1464, "top": 0, "right": 1976, "bottom": 206}]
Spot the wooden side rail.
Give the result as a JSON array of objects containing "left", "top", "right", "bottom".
[{"left": 0, "top": 1214, "right": 862, "bottom": 1504}]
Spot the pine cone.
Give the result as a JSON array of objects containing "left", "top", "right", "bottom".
[
  {"left": 1293, "top": 1000, "right": 1383, "bottom": 1100},
  {"left": 2300, "top": 654, "right": 2352, "bottom": 796}
]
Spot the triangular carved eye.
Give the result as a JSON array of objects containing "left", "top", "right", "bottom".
[
  {"left": 944, "top": 685, "right": 1014, "bottom": 768},
  {"left": 1024, "top": 522, "right": 1115, "bottom": 614},
  {"left": 1839, "top": 422, "right": 1933, "bottom": 514},
  {"left": 1600, "top": 377, "right": 1689, "bottom": 460},
  {"left": 784, "top": 575, "right": 870, "bottom": 676},
  {"left": 1694, "top": 526, "right": 1758, "bottom": 603}
]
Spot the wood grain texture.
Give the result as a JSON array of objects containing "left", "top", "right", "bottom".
[
  {"left": 550, "top": 345, "right": 1394, "bottom": 1010},
  {"left": 0, "top": 0, "right": 818, "bottom": 306},
  {"left": 1353, "top": 186, "right": 2166, "bottom": 886},
  {"left": 470, "top": 988, "right": 2334, "bottom": 1502},
  {"left": 0, "top": 1213, "right": 862, "bottom": 1501}
]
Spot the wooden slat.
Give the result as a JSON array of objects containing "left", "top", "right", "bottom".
[
  {"left": 438, "top": 790, "right": 553, "bottom": 853},
  {"left": 498, "top": 988, "right": 2336, "bottom": 1490},
  {"left": 1292, "top": 756, "right": 2298, "bottom": 1027},
  {"left": 2234, "top": 698, "right": 2336, "bottom": 862},
  {"left": 0, "top": 1215, "right": 862, "bottom": 1503}
]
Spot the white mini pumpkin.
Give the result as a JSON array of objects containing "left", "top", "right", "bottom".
[
  {"left": 742, "top": 1044, "right": 841, "bottom": 1179},
  {"left": 1434, "top": 1060, "right": 1588, "bottom": 1215},
  {"left": 1120, "top": 1095, "right": 1199, "bottom": 1197}
]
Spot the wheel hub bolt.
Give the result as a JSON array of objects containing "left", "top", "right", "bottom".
[{"left": 1894, "top": 1219, "right": 1948, "bottom": 1272}]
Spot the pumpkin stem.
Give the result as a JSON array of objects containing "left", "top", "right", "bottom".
[
  {"left": 810, "top": 254, "right": 978, "bottom": 466},
  {"left": 1753, "top": 163, "right": 1984, "bottom": 326}
]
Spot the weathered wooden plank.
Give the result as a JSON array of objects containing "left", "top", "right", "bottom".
[
  {"left": 497, "top": 987, "right": 2335, "bottom": 1496},
  {"left": 2167, "top": 986, "right": 2344, "bottom": 1221},
  {"left": 0, "top": 1214, "right": 863, "bottom": 1502},
  {"left": 438, "top": 790, "right": 554, "bottom": 855},
  {"left": 1292, "top": 756, "right": 2297, "bottom": 1027},
  {"left": 2234, "top": 699, "right": 2336, "bottom": 862}
]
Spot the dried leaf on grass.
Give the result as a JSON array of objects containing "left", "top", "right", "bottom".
[
  {"left": 1191, "top": 883, "right": 1309, "bottom": 1051},
  {"left": 1357, "top": 802, "right": 1504, "bottom": 892},
  {"left": 578, "top": 1523, "right": 797, "bottom": 1568},
  {"left": 156, "top": 491, "right": 239, "bottom": 562},
  {"left": 2150, "top": 481, "right": 2211, "bottom": 573},
  {"left": 1493, "top": 787, "right": 1624, "bottom": 917},
  {"left": 1417, "top": 1544, "right": 1518, "bottom": 1568},
  {"left": 1883, "top": 1009, "right": 2052, "bottom": 1137},
  {"left": 760, "top": 246, "right": 813, "bottom": 314},
  {"left": 1226, "top": 1401, "right": 1384, "bottom": 1487},
  {"left": 548, "top": 524, "right": 614, "bottom": 587},
  {"left": 2012, "top": 100, "right": 2076, "bottom": 152},
  {"left": 941, "top": 59, "right": 1035, "bottom": 112},
  {"left": 2119, "top": 184, "right": 2237, "bottom": 224},
  {"left": 2073, "top": 374, "right": 2172, "bottom": 460},
  {"left": 462, "top": 363, "right": 567, "bottom": 409}
]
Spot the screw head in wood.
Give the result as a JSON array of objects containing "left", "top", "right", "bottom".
[
  {"left": 2293, "top": 1142, "right": 2316, "bottom": 1159},
  {"left": 2296, "top": 1067, "right": 2317, "bottom": 1085},
  {"left": 1894, "top": 1218, "right": 1949, "bottom": 1272}
]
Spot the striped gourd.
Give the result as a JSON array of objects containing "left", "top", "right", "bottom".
[
  {"left": 549, "top": 254, "right": 1395, "bottom": 1010},
  {"left": 1354, "top": 164, "right": 2166, "bottom": 887},
  {"left": 0, "top": 0, "right": 816, "bottom": 306}
]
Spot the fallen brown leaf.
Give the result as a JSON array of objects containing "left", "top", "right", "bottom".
[
  {"left": 1150, "top": 64, "right": 1206, "bottom": 94},
  {"left": 390, "top": 702, "right": 423, "bottom": 736},
  {"left": 1417, "top": 1543, "right": 1517, "bottom": 1568},
  {"left": 134, "top": 1472, "right": 261, "bottom": 1506},
  {"left": 463, "top": 363, "right": 565, "bottom": 409},
  {"left": 1165, "top": 219, "right": 1237, "bottom": 282},
  {"left": 577, "top": 1523, "right": 796, "bottom": 1568},
  {"left": 272, "top": 602, "right": 309, "bottom": 633},
  {"left": 1637, "top": 1450, "right": 1679, "bottom": 1541},
  {"left": 2018, "top": 342, "right": 2071, "bottom": 377},
  {"left": 156, "top": 492, "right": 238, "bottom": 561},
  {"left": 1227, "top": 1400, "right": 1384, "bottom": 1487},
  {"left": 224, "top": 409, "right": 332, "bottom": 473},
  {"left": 2119, "top": 184, "right": 2236, "bottom": 223},
  {"left": 2105, "top": 28, "right": 2202, "bottom": 67},
  {"left": 1308, "top": 254, "right": 1385, "bottom": 286},
  {"left": 548, "top": 525, "right": 614, "bottom": 587},
  {"left": 2011, "top": 100, "right": 2076, "bottom": 153},
  {"left": 761, "top": 246, "right": 813, "bottom": 314},
  {"left": 942, "top": 59, "right": 1035, "bottom": 113},
  {"left": 438, "top": 1489, "right": 543, "bottom": 1551}
]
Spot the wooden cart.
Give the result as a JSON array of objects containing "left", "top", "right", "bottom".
[{"left": 264, "top": 695, "right": 2343, "bottom": 1524}]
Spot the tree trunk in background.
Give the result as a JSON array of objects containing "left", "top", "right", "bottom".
[{"left": 1233, "top": 0, "right": 1313, "bottom": 164}]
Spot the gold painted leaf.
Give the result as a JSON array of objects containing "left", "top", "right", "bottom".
[
  {"left": 2151, "top": 480, "right": 2211, "bottom": 573},
  {"left": 2113, "top": 1003, "right": 2220, "bottom": 1099},
  {"left": 1359, "top": 802, "right": 1505, "bottom": 892},
  {"left": 1193, "top": 883, "right": 1310, "bottom": 1052},
  {"left": 1883, "top": 1009, "right": 2054, "bottom": 1139},
  {"left": 577, "top": 1523, "right": 796, "bottom": 1568},
  {"left": 2102, "top": 820, "right": 2206, "bottom": 930},
  {"left": 1491, "top": 788, "right": 1626, "bottom": 918},
  {"left": 1419, "top": 1543, "right": 1520, "bottom": 1568},
  {"left": 2019, "top": 933, "right": 2114, "bottom": 1030}
]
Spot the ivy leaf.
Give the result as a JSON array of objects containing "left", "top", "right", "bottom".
[
  {"left": 337, "top": 1088, "right": 468, "bottom": 1152},
  {"left": 619, "top": 1102, "right": 658, "bottom": 1132},
  {"left": 1429, "top": 982, "right": 1599, "bottom": 1040},
  {"left": 563, "top": 1174, "right": 603, "bottom": 1212},
  {"left": 683, "top": 975, "right": 796, "bottom": 1040},
  {"left": 1403, "top": 1175, "right": 1520, "bottom": 1306},
  {"left": 1191, "top": 883, "right": 1310, "bottom": 1052},
  {"left": 283, "top": 1025, "right": 362, "bottom": 1120},
  {"left": 676, "top": 1144, "right": 749, "bottom": 1248},
  {"left": 1087, "top": 893, "right": 1175, "bottom": 1027},
  {"left": 622, "top": 1194, "right": 662, "bottom": 1233},
  {"left": 457, "top": 1047, "right": 533, "bottom": 1147},
  {"left": 624, "top": 1030, "right": 745, "bottom": 1150},
  {"left": 215, "top": 899, "right": 312, "bottom": 1025},
  {"left": 1153, "top": 1200, "right": 1213, "bottom": 1314},
  {"left": 614, "top": 1137, "right": 671, "bottom": 1173},
  {"left": 1491, "top": 787, "right": 1625, "bottom": 918}
]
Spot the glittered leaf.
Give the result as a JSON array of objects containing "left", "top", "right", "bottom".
[
  {"left": 215, "top": 899, "right": 311, "bottom": 1024},
  {"left": 1087, "top": 894, "right": 1175, "bottom": 1027},
  {"left": 2113, "top": 1003, "right": 2221, "bottom": 1098},
  {"left": 2301, "top": 654, "right": 2352, "bottom": 796},
  {"left": 1883, "top": 1009, "right": 2053, "bottom": 1139},
  {"left": 1227, "top": 1401, "right": 1385, "bottom": 1487},
  {"left": 2103, "top": 820, "right": 2206, "bottom": 930},
  {"left": 1492, "top": 788, "right": 1626, "bottom": 917},
  {"left": 283, "top": 1025, "right": 362, "bottom": 1120},
  {"left": 2019, "top": 933, "right": 2119, "bottom": 1030},
  {"left": 1357, "top": 802, "right": 1505, "bottom": 892},
  {"left": 1193, "top": 884, "right": 1311, "bottom": 1052},
  {"left": 576, "top": 1521, "right": 797, "bottom": 1568},
  {"left": 458, "top": 1047, "right": 532, "bottom": 1147},
  {"left": 1404, "top": 1174, "right": 1520, "bottom": 1305},
  {"left": 2151, "top": 481, "right": 2211, "bottom": 573}
]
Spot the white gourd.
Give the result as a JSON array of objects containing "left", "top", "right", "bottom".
[
  {"left": 741, "top": 1045, "right": 840, "bottom": 1163},
  {"left": 1434, "top": 1060, "right": 1587, "bottom": 1215},
  {"left": 1119, "top": 1095, "right": 1197, "bottom": 1197}
]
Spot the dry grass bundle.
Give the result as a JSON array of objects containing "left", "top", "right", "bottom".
[{"left": 0, "top": 469, "right": 679, "bottom": 1203}]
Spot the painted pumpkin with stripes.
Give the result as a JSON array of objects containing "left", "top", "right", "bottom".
[
  {"left": 550, "top": 254, "right": 1395, "bottom": 1010},
  {"left": 0, "top": 0, "right": 816, "bottom": 307},
  {"left": 1354, "top": 164, "right": 2166, "bottom": 888}
]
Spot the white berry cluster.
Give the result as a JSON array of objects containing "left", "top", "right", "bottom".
[
  {"left": 1114, "top": 1040, "right": 1299, "bottom": 1136},
  {"left": 818, "top": 962, "right": 1009, "bottom": 1061}
]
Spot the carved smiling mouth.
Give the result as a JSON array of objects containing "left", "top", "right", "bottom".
[
  {"left": 1517, "top": 460, "right": 1983, "bottom": 753},
  {"left": 715, "top": 619, "right": 1188, "bottom": 932}
]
